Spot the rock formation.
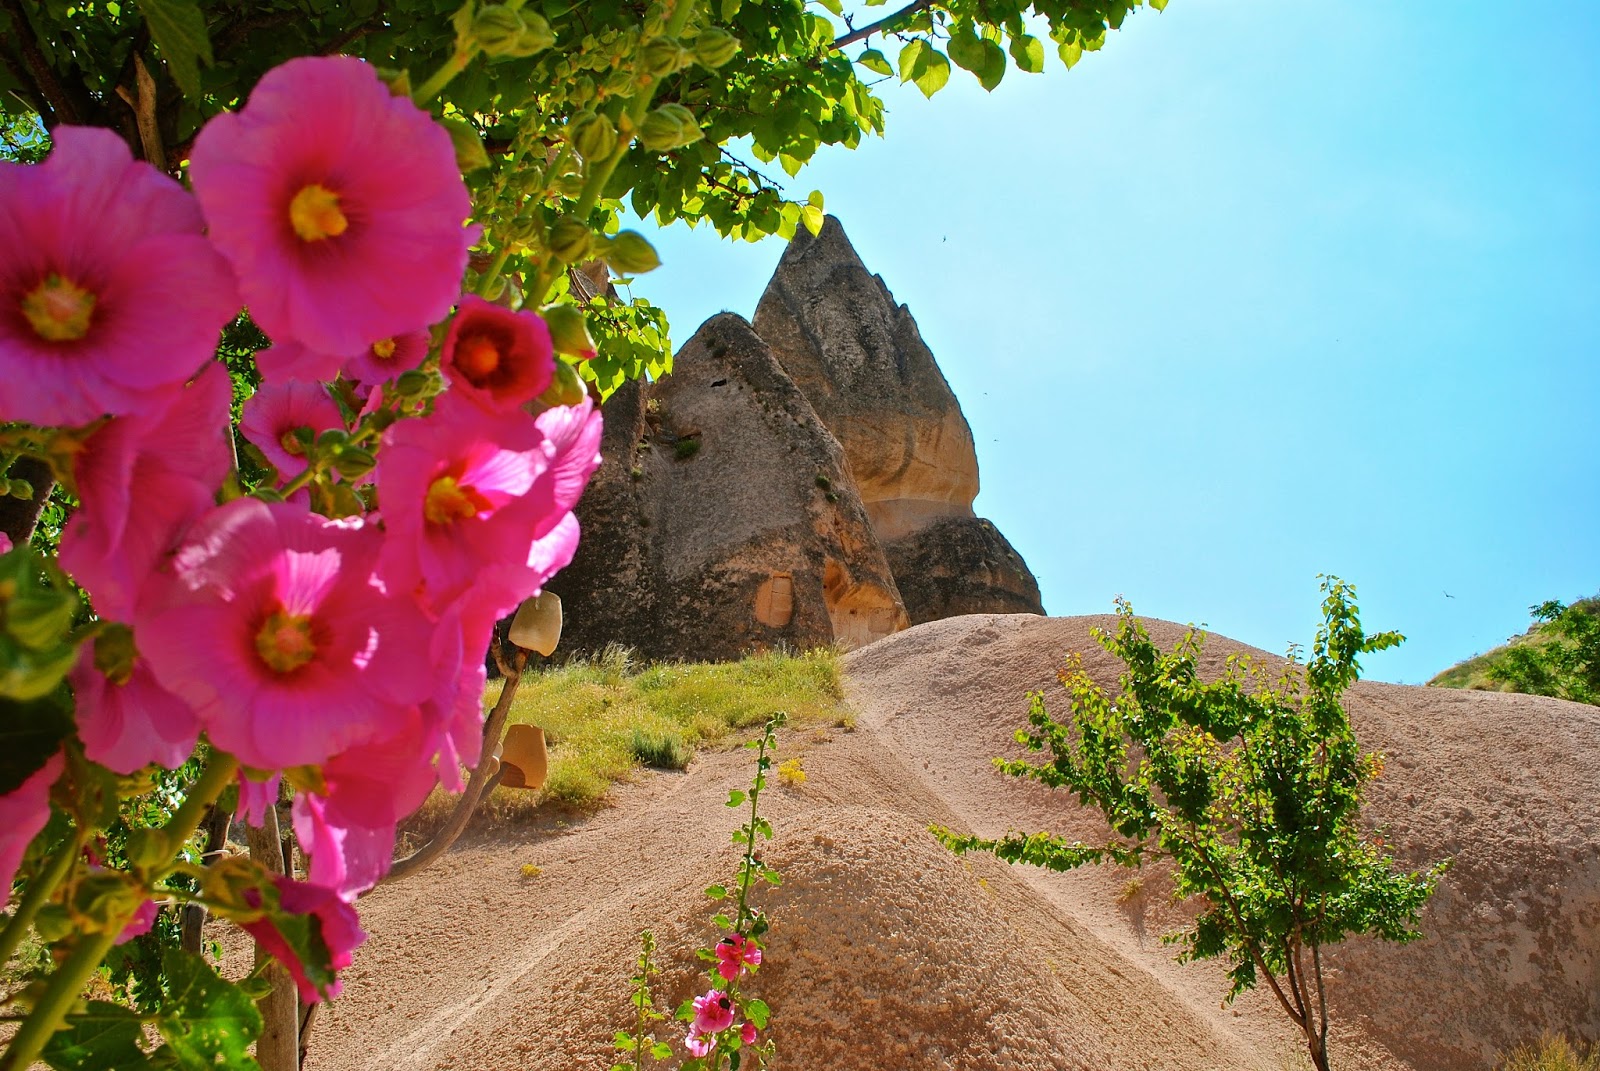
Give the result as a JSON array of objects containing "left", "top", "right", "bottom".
[
  {"left": 548, "top": 216, "right": 1040, "bottom": 660},
  {"left": 754, "top": 217, "right": 1042, "bottom": 624},
  {"left": 544, "top": 314, "right": 906, "bottom": 662}
]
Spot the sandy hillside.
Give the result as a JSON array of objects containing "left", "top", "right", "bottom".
[{"left": 306, "top": 614, "right": 1600, "bottom": 1071}]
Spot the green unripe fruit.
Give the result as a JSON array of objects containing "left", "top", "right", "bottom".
[
  {"left": 512, "top": 12, "right": 555, "bottom": 55},
  {"left": 603, "top": 230, "right": 661, "bottom": 274},
  {"left": 537, "top": 360, "right": 590, "bottom": 408},
  {"left": 548, "top": 216, "right": 594, "bottom": 264},
  {"left": 693, "top": 28, "right": 741, "bottom": 68},
  {"left": 332, "top": 448, "right": 378, "bottom": 482},
  {"left": 638, "top": 104, "right": 701, "bottom": 151},
  {"left": 567, "top": 111, "right": 618, "bottom": 163},
  {"left": 315, "top": 428, "right": 349, "bottom": 450}
]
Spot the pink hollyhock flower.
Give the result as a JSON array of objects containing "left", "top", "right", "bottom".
[
  {"left": 189, "top": 56, "right": 473, "bottom": 357},
  {"left": 344, "top": 329, "right": 429, "bottom": 388},
  {"left": 685, "top": 1033, "right": 713, "bottom": 1058},
  {"left": 240, "top": 380, "right": 344, "bottom": 475},
  {"left": 291, "top": 708, "right": 442, "bottom": 898},
  {"left": 741, "top": 1021, "right": 758, "bottom": 1045},
  {"left": 139, "top": 498, "right": 433, "bottom": 770},
  {"left": 0, "top": 533, "right": 11, "bottom": 553},
  {"left": 376, "top": 393, "right": 600, "bottom": 613},
  {"left": 715, "top": 934, "right": 762, "bottom": 981},
  {"left": 237, "top": 773, "right": 282, "bottom": 826},
  {"left": 691, "top": 990, "right": 736, "bottom": 1036},
  {"left": 58, "top": 363, "right": 232, "bottom": 621},
  {"left": 254, "top": 340, "right": 348, "bottom": 387},
  {"left": 413, "top": 592, "right": 497, "bottom": 790},
  {"left": 442, "top": 297, "right": 553, "bottom": 412},
  {"left": 0, "top": 126, "right": 238, "bottom": 427},
  {"left": 70, "top": 641, "right": 200, "bottom": 775},
  {"left": 116, "top": 899, "right": 159, "bottom": 945},
  {"left": 0, "top": 753, "right": 62, "bottom": 892},
  {"left": 241, "top": 876, "right": 366, "bottom": 1002}
]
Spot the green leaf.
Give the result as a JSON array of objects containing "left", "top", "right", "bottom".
[
  {"left": 800, "top": 204, "right": 824, "bottom": 236},
  {"left": 1058, "top": 37, "right": 1084, "bottom": 69},
  {"left": 726, "top": 789, "right": 746, "bottom": 808},
  {"left": 743, "top": 998, "right": 770, "bottom": 1029},
  {"left": 976, "top": 40, "right": 1006, "bottom": 91},
  {"left": 135, "top": 0, "right": 212, "bottom": 99},
  {"left": 806, "top": 189, "right": 824, "bottom": 210},
  {"left": 896, "top": 37, "right": 926, "bottom": 83},
  {"left": 912, "top": 49, "right": 950, "bottom": 98},
  {"left": 856, "top": 48, "right": 892, "bottom": 76},
  {"left": 705, "top": 883, "right": 728, "bottom": 900},
  {"left": 1150, "top": 0, "right": 1169, "bottom": 10},
  {"left": 43, "top": 1001, "right": 153, "bottom": 1071},
  {"left": 1009, "top": 33, "right": 1045, "bottom": 73},
  {"left": 947, "top": 21, "right": 986, "bottom": 73},
  {"left": 0, "top": 693, "right": 71, "bottom": 795},
  {"left": 440, "top": 117, "right": 490, "bottom": 172},
  {"left": 814, "top": 0, "right": 842, "bottom": 14},
  {"left": 153, "top": 948, "right": 263, "bottom": 1070}
]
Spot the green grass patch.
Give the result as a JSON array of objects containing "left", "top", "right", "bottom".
[
  {"left": 411, "top": 645, "right": 848, "bottom": 829},
  {"left": 1430, "top": 595, "right": 1599, "bottom": 692}
]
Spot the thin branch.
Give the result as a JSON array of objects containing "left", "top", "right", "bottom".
[
  {"left": 832, "top": 0, "right": 938, "bottom": 49},
  {"left": 0, "top": 0, "right": 85, "bottom": 126}
]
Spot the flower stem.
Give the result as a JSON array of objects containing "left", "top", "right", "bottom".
[
  {"left": 0, "top": 754, "right": 238, "bottom": 1071},
  {"left": 0, "top": 828, "right": 83, "bottom": 970},
  {"left": 412, "top": 46, "right": 476, "bottom": 106},
  {"left": 475, "top": 245, "right": 513, "bottom": 299}
]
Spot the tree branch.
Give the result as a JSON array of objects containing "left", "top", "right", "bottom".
[
  {"left": 832, "top": 0, "right": 938, "bottom": 49},
  {"left": 0, "top": 0, "right": 85, "bottom": 126}
]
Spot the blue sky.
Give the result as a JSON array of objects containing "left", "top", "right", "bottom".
[{"left": 628, "top": 1, "right": 1599, "bottom": 684}]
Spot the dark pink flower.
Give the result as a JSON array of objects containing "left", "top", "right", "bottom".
[
  {"left": 715, "top": 934, "right": 762, "bottom": 981},
  {"left": 116, "top": 899, "right": 159, "bottom": 945},
  {"left": 189, "top": 57, "right": 474, "bottom": 357},
  {"left": 344, "top": 329, "right": 429, "bottom": 387},
  {"left": 237, "top": 773, "right": 282, "bottom": 826},
  {"left": 685, "top": 1033, "right": 713, "bottom": 1058},
  {"left": 0, "top": 753, "right": 61, "bottom": 892},
  {"left": 58, "top": 363, "right": 232, "bottom": 621},
  {"left": 291, "top": 708, "right": 441, "bottom": 898},
  {"left": 0, "top": 533, "right": 11, "bottom": 554},
  {"left": 70, "top": 644, "right": 200, "bottom": 775},
  {"left": 240, "top": 380, "right": 344, "bottom": 475},
  {"left": 254, "top": 340, "right": 348, "bottom": 387},
  {"left": 377, "top": 394, "right": 596, "bottom": 613},
  {"left": 415, "top": 591, "right": 498, "bottom": 790},
  {"left": 0, "top": 127, "right": 238, "bottom": 427},
  {"left": 691, "top": 989, "right": 736, "bottom": 1036},
  {"left": 139, "top": 499, "right": 433, "bottom": 769},
  {"left": 442, "top": 297, "right": 553, "bottom": 412},
  {"left": 240, "top": 876, "right": 366, "bottom": 1002},
  {"left": 740, "top": 1021, "right": 758, "bottom": 1045}
]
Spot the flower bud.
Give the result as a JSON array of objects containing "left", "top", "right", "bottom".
[
  {"left": 511, "top": 12, "right": 555, "bottom": 55},
  {"left": 471, "top": 5, "right": 527, "bottom": 55},
  {"left": 548, "top": 216, "right": 594, "bottom": 264},
  {"left": 124, "top": 828, "right": 170, "bottom": 872},
  {"left": 332, "top": 447, "right": 377, "bottom": 482},
  {"left": 395, "top": 369, "right": 434, "bottom": 399},
  {"left": 639, "top": 37, "right": 690, "bottom": 77},
  {"left": 567, "top": 110, "right": 618, "bottom": 163},
  {"left": 603, "top": 230, "right": 662, "bottom": 275},
  {"left": 541, "top": 304, "right": 598, "bottom": 360},
  {"left": 5, "top": 478, "right": 32, "bottom": 499},
  {"left": 638, "top": 104, "right": 701, "bottom": 151},
  {"left": 693, "top": 28, "right": 741, "bottom": 68},
  {"left": 315, "top": 428, "right": 349, "bottom": 450},
  {"left": 537, "top": 360, "right": 590, "bottom": 408}
]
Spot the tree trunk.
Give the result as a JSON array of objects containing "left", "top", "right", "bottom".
[
  {"left": 179, "top": 802, "right": 236, "bottom": 954},
  {"left": 0, "top": 457, "right": 54, "bottom": 547},
  {"left": 247, "top": 803, "right": 299, "bottom": 1071}
]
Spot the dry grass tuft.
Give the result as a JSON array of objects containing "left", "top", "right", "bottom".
[{"left": 1499, "top": 1035, "right": 1600, "bottom": 1071}]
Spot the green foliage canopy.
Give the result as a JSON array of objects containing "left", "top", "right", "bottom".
[{"left": 1485, "top": 599, "right": 1600, "bottom": 707}]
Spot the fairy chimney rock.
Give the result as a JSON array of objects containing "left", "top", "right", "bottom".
[{"left": 546, "top": 314, "right": 907, "bottom": 661}]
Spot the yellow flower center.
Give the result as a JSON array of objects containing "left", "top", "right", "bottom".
[
  {"left": 278, "top": 429, "right": 308, "bottom": 457},
  {"left": 22, "top": 274, "right": 96, "bottom": 342},
  {"left": 254, "top": 608, "right": 317, "bottom": 674},
  {"left": 454, "top": 335, "right": 503, "bottom": 383},
  {"left": 425, "top": 475, "right": 492, "bottom": 526},
  {"left": 371, "top": 338, "right": 397, "bottom": 360},
  {"left": 289, "top": 184, "right": 349, "bottom": 242}
]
